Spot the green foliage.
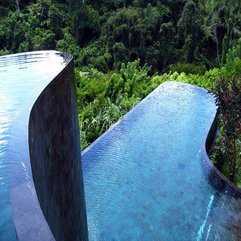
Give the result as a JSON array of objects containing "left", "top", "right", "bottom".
[
  {"left": 225, "top": 38, "right": 241, "bottom": 65},
  {"left": 177, "top": 0, "right": 201, "bottom": 63},
  {"left": 168, "top": 63, "right": 206, "bottom": 75},
  {"left": 212, "top": 77, "right": 241, "bottom": 184},
  {"left": 76, "top": 61, "right": 149, "bottom": 149},
  {"left": 56, "top": 27, "right": 81, "bottom": 61},
  {"left": 0, "top": 49, "right": 10, "bottom": 56},
  {"left": 0, "top": 0, "right": 69, "bottom": 52},
  {"left": 1, "top": 0, "right": 241, "bottom": 70},
  {"left": 72, "top": 4, "right": 100, "bottom": 47},
  {"left": 79, "top": 96, "right": 140, "bottom": 148}
]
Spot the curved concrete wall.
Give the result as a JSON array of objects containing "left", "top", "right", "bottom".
[{"left": 29, "top": 57, "right": 88, "bottom": 241}]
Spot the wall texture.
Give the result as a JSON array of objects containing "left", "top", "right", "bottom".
[{"left": 29, "top": 57, "right": 88, "bottom": 241}]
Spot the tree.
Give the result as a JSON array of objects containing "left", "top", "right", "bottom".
[
  {"left": 159, "top": 22, "right": 176, "bottom": 69},
  {"left": 72, "top": 5, "right": 100, "bottom": 46},
  {"left": 112, "top": 42, "right": 128, "bottom": 67},
  {"left": 177, "top": 0, "right": 202, "bottom": 63}
]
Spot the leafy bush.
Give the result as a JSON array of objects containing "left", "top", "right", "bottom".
[{"left": 76, "top": 60, "right": 149, "bottom": 149}]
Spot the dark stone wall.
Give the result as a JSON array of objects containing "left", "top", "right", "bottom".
[
  {"left": 205, "top": 114, "right": 218, "bottom": 154},
  {"left": 29, "top": 59, "right": 88, "bottom": 241}
]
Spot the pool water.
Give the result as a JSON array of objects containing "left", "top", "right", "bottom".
[
  {"left": 82, "top": 82, "right": 241, "bottom": 241},
  {"left": 0, "top": 52, "right": 69, "bottom": 240},
  {"left": 1, "top": 52, "right": 241, "bottom": 240}
]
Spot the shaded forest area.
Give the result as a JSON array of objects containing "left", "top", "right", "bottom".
[
  {"left": 1, "top": 0, "right": 241, "bottom": 71},
  {"left": 1, "top": 0, "right": 241, "bottom": 184}
]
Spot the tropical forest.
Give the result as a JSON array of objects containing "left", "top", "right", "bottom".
[{"left": 1, "top": 0, "right": 241, "bottom": 185}]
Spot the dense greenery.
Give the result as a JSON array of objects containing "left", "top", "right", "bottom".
[
  {"left": 1, "top": 0, "right": 241, "bottom": 184},
  {"left": 1, "top": 0, "right": 241, "bottom": 71},
  {"left": 212, "top": 76, "right": 241, "bottom": 185}
]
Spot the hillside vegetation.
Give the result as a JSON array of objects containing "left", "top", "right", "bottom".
[{"left": 1, "top": 0, "right": 241, "bottom": 184}]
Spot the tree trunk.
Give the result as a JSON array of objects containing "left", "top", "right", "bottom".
[
  {"left": 230, "top": 138, "right": 237, "bottom": 183},
  {"left": 214, "top": 29, "right": 220, "bottom": 67},
  {"left": 16, "top": 0, "right": 20, "bottom": 11}
]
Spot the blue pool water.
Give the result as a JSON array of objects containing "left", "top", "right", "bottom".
[
  {"left": 1, "top": 52, "right": 241, "bottom": 241},
  {"left": 0, "top": 52, "right": 69, "bottom": 240},
  {"left": 82, "top": 82, "right": 241, "bottom": 240}
]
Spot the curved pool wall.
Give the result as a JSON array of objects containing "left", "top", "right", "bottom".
[
  {"left": 28, "top": 54, "right": 89, "bottom": 241},
  {"left": 0, "top": 51, "right": 88, "bottom": 241},
  {"left": 1, "top": 51, "right": 241, "bottom": 241},
  {"left": 82, "top": 81, "right": 241, "bottom": 240},
  {"left": 204, "top": 116, "right": 241, "bottom": 198}
]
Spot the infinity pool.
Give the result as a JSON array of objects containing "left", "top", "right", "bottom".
[
  {"left": 0, "top": 52, "right": 69, "bottom": 240},
  {"left": 82, "top": 82, "right": 241, "bottom": 240},
  {"left": 1, "top": 52, "right": 241, "bottom": 241}
]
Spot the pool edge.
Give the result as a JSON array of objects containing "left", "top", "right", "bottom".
[{"left": 6, "top": 51, "right": 89, "bottom": 241}]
